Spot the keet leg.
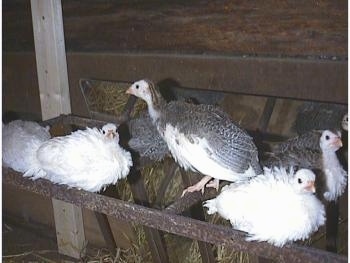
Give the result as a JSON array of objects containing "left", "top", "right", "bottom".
[
  {"left": 181, "top": 175, "right": 213, "bottom": 197},
  {"left": 206, "top": 178, "right": 220, "bottom": 191}
]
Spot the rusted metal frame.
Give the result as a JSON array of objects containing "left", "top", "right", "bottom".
[
  {"left": 127, "top": 167, "right": 169, "bottom": 263},
  {"left": 257, "top": 97, "right": 276, "bottom": 132},
  {"left": 3, "top": 169, "right": 347, "bottom": 263},
  {"left": 153, "top": 161, "right": 178, "bottom": 209},
  {"left": 326, "top": 200, "right": 340, "bottom": 252},
  {"left": 180, "top": 169, "right": 216, "bottom": 263},
  {"left": 40, "top": 114, "right": 112, "bottom": 128},
  {"left": 164, "top": 188, "right": 218, "bottom": 216}
]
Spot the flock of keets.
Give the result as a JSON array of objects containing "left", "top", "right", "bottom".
[{"left": 3, "top": 79, "right": 348, "bottom": 247}]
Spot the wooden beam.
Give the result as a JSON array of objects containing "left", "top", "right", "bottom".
[
  {"left": 30, "top": 0, "right": 85, "bottom": 259},
  {"left": 31, "top": 0, "right": 71, "bottom": 120}
]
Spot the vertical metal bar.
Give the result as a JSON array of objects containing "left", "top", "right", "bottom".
[
  {"left": 153, "top": 162, "right": 178, "bottom": 209},
  {"left": 127, "top": 168, "right": 169, "bottom": 263},
  {"left": 258, "top": 97, "right": 276, "bottom": 132},
  {"left": 180, "top": 169, "right": 216, "bottom": 263},
  {"left": 326, "top": 201, "right": 339, "bottom": 252}
]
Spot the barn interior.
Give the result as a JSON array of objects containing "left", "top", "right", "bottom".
[{"left": 2, "top": 1, "right": 348, "bottom": 262}]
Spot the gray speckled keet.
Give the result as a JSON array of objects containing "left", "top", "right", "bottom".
[
  {"left": 128, "top": 111, "right": 169, "bottom": 161},
  {"left": 262, "top": 130, "right": 324, "bottom": 169},
  {"left": 127, "top": 79, "right": 262, "bottom": 182}
]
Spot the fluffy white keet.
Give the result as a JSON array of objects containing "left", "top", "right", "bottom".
[
  {"left": 24, "top": 123, "right": 132, "bottom": 192},
  {"left": 3, "top": 120, "right": 51, "bottom": 173},
  {"left": 203, "top": 168, "right": 325, "bottom": 247},
  {"left": 319, "top": 130, "right": 348, "bottom": 201}
]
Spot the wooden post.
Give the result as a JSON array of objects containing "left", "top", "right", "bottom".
[
  {"left": 31, "top": 0, "right": 71, "bottom": 120},
  {"left": 30, "top": 0, "right": 86, "bottom": 259}
]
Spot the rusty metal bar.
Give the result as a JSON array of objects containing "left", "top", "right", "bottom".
[
  {"left": 127, "top": 168, "right": 169, "bottom": 263},
  {"left": 153, "top": 161, "right": 178, "bottom": 209},
  {"left": 180, "top": 169, "right": 216, "bottom": 263},
  {"left": 41, "top": 114, "right": 114, "bottom": 128},
  {"left": 258, "top": 97, "right": 276, "bottom": 132},
  {"left": 3, "top": 168, "right": 346, "bottom": 263},
  {"left": 326, "top": 201, "right": 340, "bottom": 252}
]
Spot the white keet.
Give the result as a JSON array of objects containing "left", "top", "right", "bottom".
[
  {"left": 24, "top": 123, "right": 133, "bottom": 192},
  {"left": 319, "top": 130, "right": 348, "bottom": 201},
  {"left": 203, "top": 168, "right": 325, "bottom": 247},
  {"left": 3, "top": 120, "right": 51, "bottom": 173}
]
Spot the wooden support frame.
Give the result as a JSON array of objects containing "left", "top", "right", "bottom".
[{"left": 30, "top": 0, "right": 85, "bottom": 259}]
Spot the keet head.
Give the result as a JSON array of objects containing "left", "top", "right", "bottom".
[
  {"left": 319, "top": 130, "right": 342, "bottom": 152},
  {"left": 101, "top": 123, "right": 118, "bottom": 140},
  {"left": 341, "top": 113, "right": 348, "bottom": 131},
  {"left": 126, "top": 79, "right": 153, "bottom": 105},
  {"left": 293, "top": 169, "right": 316, "bottom": 194}
]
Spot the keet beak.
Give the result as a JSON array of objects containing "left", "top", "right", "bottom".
[
  {"left": 125, "top": 86, "right": 133, "bottom": 95},
  {"left": 332, "top": 137, "right": 343, "bottom": 148},
  {"left": 107, "top": 130, "right": 115, "bottom": 139},
  {"left": 305, "top": 181, "right": 316, "bottom": 193}
]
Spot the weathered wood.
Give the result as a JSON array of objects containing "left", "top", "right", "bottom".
[
  {"left": 3, "top": 52, "right": 347, "bottom": 121},
  {"left": 4, "top": 1, "right": 347, "bottom": 57},
  {"left": 31, "top": 0, "right": 71, "bottom": 120},
  {"left": 30, "top": 0, "right": 84, "bottom": 259},
  {"left": 51, "top": 199, "right": 86, "bottom": 258}
]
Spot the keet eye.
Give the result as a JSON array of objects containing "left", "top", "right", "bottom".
[
  {"left": 136, "top": 84, "right": 139, "bottom": 89},
  {"left": 325, "top": 135, "right": 330, "bottom": 140},
  {"left": 298, "top": 178, "right": 302, "bottom": 184},
  {"left": 102, "top": 130, "right": 106, "bottom": 134}
]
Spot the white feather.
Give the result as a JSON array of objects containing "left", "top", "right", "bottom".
[
  {"left": 162, "top": 124, "right": 255, "bottom": 182},
  {"left": 24, "top": 124, "right": 133, "bottom": 192},
  {"left": 319, "top": 130, "right": 348, "bottom": 201},
  {"left": 2, "top": 120, "right": 51, "bottom": 173},
  {"left": 203, "top": 168, "right": 325, "bottom": 247},
  {"left": 322, "top": 150, "right": 347, "bottom": 201}
]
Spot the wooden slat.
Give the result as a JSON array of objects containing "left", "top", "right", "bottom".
[
  {"left": 30, "top": 0, "right": 85, "bottom": 259},
  {"left": 4, "top": 1, "right": 347, "bottom": 57},
  {"left": 52, "top": 199, "right": 86, "bottom": 258},
  {"left": 31, "top": 0, "right": 71, "bottom": 120}
]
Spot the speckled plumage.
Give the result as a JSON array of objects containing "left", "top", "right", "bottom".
[
  {"left": 204, "top": 168, "right": 325, "bottom": 247},
  {"left": 126, "top": 80, "right": 262, "bottom": 192},
  {"left": 294, "top": 102, "right": 347, "bottom": 134},
  {"left": 160, "top": 101, "right": 262, "bottom": 176},
  {"left": 128, "top": 111, "right": 169, "bottom": 161},
  {"left": 262, "top": 130, "right": 324, "bottom": 169},
  {"left": 2, "top": 120, "right": 51, "bottom": 173}
]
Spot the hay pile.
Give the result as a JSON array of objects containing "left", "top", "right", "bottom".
[{"left": 82, "top": 80, "right": 146, "bottom": 117}]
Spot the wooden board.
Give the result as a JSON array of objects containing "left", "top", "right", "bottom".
[
  {"left": 30, "top": 0, "right": 85, "bottom": 259},
  {"left": 3, "top": 1, "right": 347, "bottom": 57}
]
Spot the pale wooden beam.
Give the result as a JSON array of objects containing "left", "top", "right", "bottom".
[
  {"left": 30, "top": 0, "right": 86, "bottom": 259},
  {"left": 31, "top": 0, "right": 71, "bottom": 120}
]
